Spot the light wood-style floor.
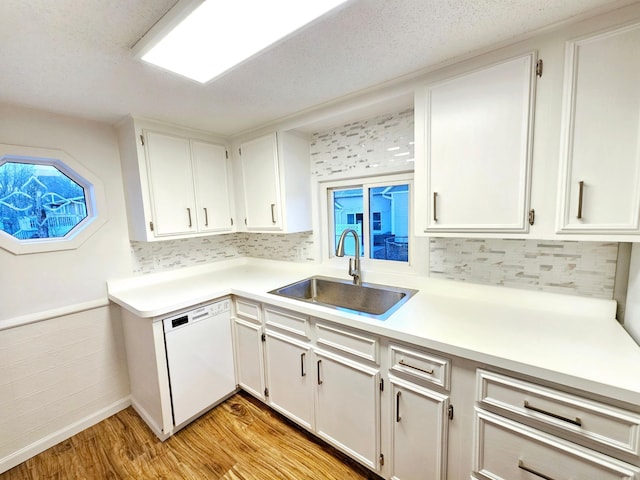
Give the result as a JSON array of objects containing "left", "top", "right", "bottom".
[{"left": 2, "top": 391, "right": 382, "bottom": 479}]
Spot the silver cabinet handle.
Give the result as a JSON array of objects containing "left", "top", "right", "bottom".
[
  {"left": 577, "top": 180, "right": 584, "bottom": 219},
  {"left": 301, "top": 352, "right": 306, "bottom": 377},
  {"left": 317, "top": 359, "right": 322, "bottom": 385},
  {"left": 187, "top": 208, "right": 192, "bottom": 227},
  {"left": 396, "top": 391, "right": 402, "bottom": 422},
  {"left": 399, "top": 359, "right": 434, "bottom": 375},
  {"left": 433, "top": 192, "right": 438, "bottom": 222},
  {"left": 270, "top": 203, "right": 277, "bottom": 224},
  {"left": 203, "top": 207, "right": 209, "bottom": 227},
  {"left": 524, "top": 400, "right": 582, "bottom": 426},
  {"left": 518, "top": 460, "right": 556, "bottom": 480}
]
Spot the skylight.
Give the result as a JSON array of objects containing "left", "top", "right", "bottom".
[{"left": 136, "top": 0, "right": 348, "bottom": 84}]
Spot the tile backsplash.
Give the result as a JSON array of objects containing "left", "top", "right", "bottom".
[
  {"left": 310, "top": 108, "right": 415, "bottom": 178},
  {"left": 131, "top": 232, "right": 315, "bottom": 274},
  {"left": 429, "top": 238, "right": 619, "bottom": 299},
  {"left": 130, "top": 106, "right": 624, "bottom": 303},
  {"left": 131, "top": 234, "right": 244, "bottom": 273}
]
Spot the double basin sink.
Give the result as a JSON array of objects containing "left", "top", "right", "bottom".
[{"left": 269, "top": 275, "right": 417, "bottom": 320}]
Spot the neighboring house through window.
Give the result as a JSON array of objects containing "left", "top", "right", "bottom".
[
  {"left": 322, "top": 173, "right": 412, "bottom": 265},
  {"left": 0, "top": 144, "right": 106, "bottom": 254}
]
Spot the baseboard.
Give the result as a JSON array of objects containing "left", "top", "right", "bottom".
[
  {"left": 131, "top": 398, "right": 172, "bottom": 441},
  {"left": 0, "top": 396, "right": 131, "bottom": 474}
]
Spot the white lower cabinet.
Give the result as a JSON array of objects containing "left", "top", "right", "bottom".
[
  {"left": 314, "top": 348, "right": 381, "bottom": 471},
  {"left": 233, "top": 302, "right": 640, "bottom": 480},
  {"left": 474, "top": 409, "right": 640, "bottom": 480},
  {"left": 232, "top": 299, "right": 265, "bottom": 401},
  {"left": 389, "top": 377, "right": 449, "bottom": 480},
  {"left": 264, "top": 329, "right": 314, "bottom": 429},
  {"left": 474, "top": 370, "right": 640, "bottom": 480}
]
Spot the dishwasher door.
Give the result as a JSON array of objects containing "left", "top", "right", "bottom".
[{"left": 164, "top": 300, "right": 235, "bottom": 427}]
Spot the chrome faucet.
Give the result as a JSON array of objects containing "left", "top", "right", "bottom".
[{"left": 335, "top": 228, "right": 361, "bottom": 285}]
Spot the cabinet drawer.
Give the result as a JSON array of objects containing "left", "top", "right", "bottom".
[
  {"left": 389, "top": 344, "right": 450, "bottom": 390},
  {"left": 477, "top": 370, "right": 640, "bottom": 459},
  {"left": 475, "top": 409, "right": 640, "bottom": 480},
  {"left": 264, "top": 307, "right": 309, "bottom": 339},
  {"left": 234, "top": 298, "right": 261, "bottom": 324},
  {"left": 315, "top": 323, "right": 379, "bottom": 363}
]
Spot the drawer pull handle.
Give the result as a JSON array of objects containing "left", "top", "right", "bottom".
[
  {"left": 300, "top": 352, "right": 306, "bottom": 377},
  {"left": 433, "top": 192, "right": 438, "bottom": 222},
  {"left": 270, "top": 203, "right": 277, "bottom": 224},
  {"left": 317, "top": 359, "right": 322, "bottom": 385},
  {"left": 399, "top": 359, "right": 434, "bottom": 375},
  {"left": 518, "top": 460, "right": 556, "bottom": 480},
  {"left": 204, "top": 207, "right": 209, "bottom": 227},
  {"left": 577, "top": 180, "right": 584, "bottom": 219},
  {"left": 187, "top": 207, "right": 192, "bottom": 227},
  {"left": 524, "top": 400, "right": 582, "bottom": 427},
  {"left": 396, "top": 391, "right": 402, "bottom": 422}
]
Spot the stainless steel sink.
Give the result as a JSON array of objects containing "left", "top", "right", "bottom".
[{"left": 268, "top": 275, "right": 418, "bottom": 319}]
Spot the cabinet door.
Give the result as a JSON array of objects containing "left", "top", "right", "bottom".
[
  {"left": 558, "top": 23, "right": 640, "bottom": 233},
  {"left": 314, "top": 349, "right": 380, "bottom": 471},
  {"left": 145, "top": 131, "right": 196, "bottom": 236},
  {"left": 240, "top": 133, "right": 282, "bottom": 230},
  {"left": 418, "top": 54, "right": 536, "bottom": 233},
  {"left": 390, "top": 378, "right": 449, "bottom": 480},
  {"left": 191, "top": 140, "right": 233, "bottom": 232},
  {"left": 232, "top": 317, "right": 265, "bottom": 401},
  {"left": 264, "top": 330, "right": 314, "bottom": 429}
]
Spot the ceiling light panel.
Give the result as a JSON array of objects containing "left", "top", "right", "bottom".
[{"left": 137, "top": 0, "right": 348, "bottom": 83}]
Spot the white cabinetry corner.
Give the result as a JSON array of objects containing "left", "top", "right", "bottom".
[
  {"left": 116, "top": 116, "right": 235, "bottom": 241},
  {"left": 232, "top": 298, "right": 266, "bottom": 401},
  {"left": 557, "top": 22, "right": 640, "bottom": 234},
  {"left": 414, "top": 53, "right": 537, "bottom": 235},
  {"left": 238, "top": 131, "right": 312, "bottom": 233}
]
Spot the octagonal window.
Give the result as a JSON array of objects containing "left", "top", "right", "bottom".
[
  {"left": 0, "top": 162, "right": 89, "bottom": 239},
  {"left": 0, "top": 144, "right": 107, "bottom": 255}
]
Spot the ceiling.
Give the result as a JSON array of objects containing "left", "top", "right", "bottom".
[{"left": 0, "top": 0, "right": 635, "bottom": 137}]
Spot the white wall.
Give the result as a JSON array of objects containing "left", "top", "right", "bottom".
[{"left": 0, "top": 104, "right": 132, "bottom": 472}]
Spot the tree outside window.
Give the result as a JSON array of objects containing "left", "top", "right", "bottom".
[
  {"left": 0, "top": 144, "right": 106, "bottom": 255},
  {"left": 0, "top": 162, "right": 88, "bottom": 240}
]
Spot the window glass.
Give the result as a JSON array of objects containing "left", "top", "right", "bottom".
[
  {"left": 369, "top": 184, "right": 409, "bottom": 262},
  {"left": 332, "top": 188, "right": 363, "bottom": 257},
  {"left": 329, "top": 180, "right": 410, "bottom": 263},
  {"left": 0, "top": 161, "right": 88, "bottom": 240}
]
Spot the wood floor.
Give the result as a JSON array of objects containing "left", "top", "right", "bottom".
[{"left": 2, "top": 391, "right": 382, "bottom": 480}]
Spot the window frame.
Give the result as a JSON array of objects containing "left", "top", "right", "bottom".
[
  {"left": 0, "top": 144, "right": 107, "bottom": 255},
  {"left": 319, "top": 172, "right": 414, "bottom": 273}
]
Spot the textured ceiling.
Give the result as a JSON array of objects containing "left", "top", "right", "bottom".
[{"left": 0, "top": 0, "right": 635, "bottom": 136}]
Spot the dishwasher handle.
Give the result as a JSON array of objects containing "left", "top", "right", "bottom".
[{"left": 171, "top": 316, "right": 189, "bottom": 328}]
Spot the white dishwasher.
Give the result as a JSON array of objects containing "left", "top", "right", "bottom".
[{"left": 163, "top": 298, "right": 235, "bottom": 428}]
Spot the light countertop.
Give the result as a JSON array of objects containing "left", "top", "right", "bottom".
[{"left": 107, "top": 258, "right": 640, "bottom": 406}]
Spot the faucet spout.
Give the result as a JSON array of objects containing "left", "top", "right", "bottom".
[{"left": 335, "top": 228, "right": 361, "bottom": 285}]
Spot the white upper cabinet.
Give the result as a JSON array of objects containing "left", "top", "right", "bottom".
[
  {"left": 117, "top": 117, "right": 235, "bottom": 241},
  {"left": 414, "top": 53, "right": 537, "bottom": 234},
  {"left": 145, "top": 131, "right": 196, "bottom": 236},
  {"left": 557, "top": 23, "right": 640, "bottom": 234},
  {"left": 239, "top": 131, "right": 312, "bottom": 233},
  {"left": 191, "top": 140, "right": 233, "bottom": 233}
]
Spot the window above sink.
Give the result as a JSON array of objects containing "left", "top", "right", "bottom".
[{"left": 319, "top": 173, "right": 413, "bottom": 270}]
